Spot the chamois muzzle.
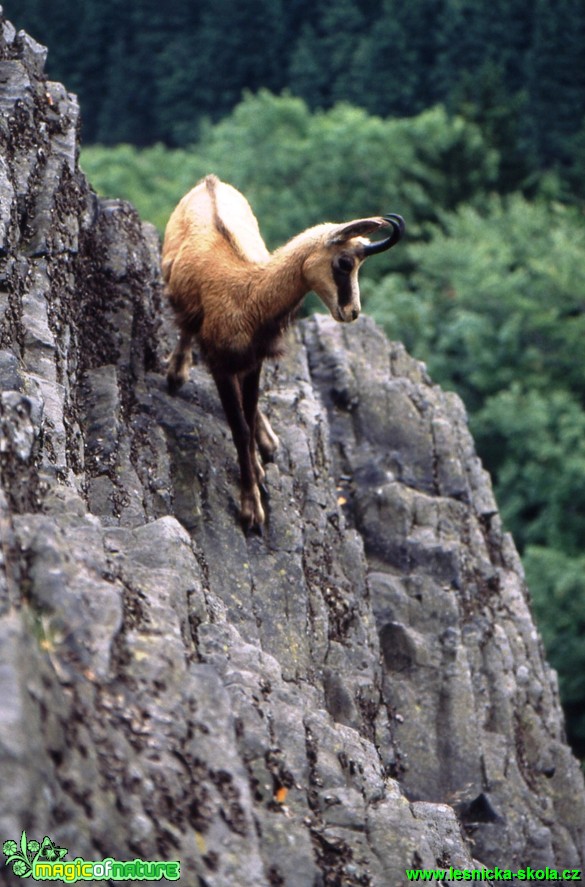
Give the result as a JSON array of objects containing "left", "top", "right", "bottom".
[{"left": 362, "top": 214, "right": 405, "bottom": 257}]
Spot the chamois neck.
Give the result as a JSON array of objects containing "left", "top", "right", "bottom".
[{"left": 251, "top": 227, "right": 328, "bottom": 321}]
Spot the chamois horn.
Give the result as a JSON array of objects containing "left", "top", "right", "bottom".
[{"left": 362, "top": 214, "right": 405, "bottom": 256}]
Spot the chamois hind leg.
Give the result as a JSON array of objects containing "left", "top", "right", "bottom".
[
  {"left": 167, "top": 328, "right": 194, "bottom": 394},
  {"left": 213, "top": 370, "right": 265, "bottom": 532},
  {"left": 241, "top": 366, "right": 266, "bottom": 484},
  {"left": 256, "top": 410, "right": 279, "bottom": 461},
  {"left": 240, "top": 365, "right": 278, "bottom": 464}
]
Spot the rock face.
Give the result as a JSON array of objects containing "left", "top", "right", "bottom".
[{"left": 1, "top": 12, "right": 584, "bottom": 885}]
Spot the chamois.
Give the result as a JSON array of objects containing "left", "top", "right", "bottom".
[{"left": 162, "top": 174, "right": 404, "bottom": 532}]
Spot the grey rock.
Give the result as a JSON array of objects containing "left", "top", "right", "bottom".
[
  {"left": 0, "top": 12, "right": 584, "bottom": 885},
  {"left": 0, "top": 153, "right": 14, "bottom": 254}
]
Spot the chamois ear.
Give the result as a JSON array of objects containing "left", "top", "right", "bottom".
[{"left": 327, "top": 217, "right": 388, "bottom": 245}]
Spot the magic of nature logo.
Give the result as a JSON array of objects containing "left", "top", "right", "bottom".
[{"left": 2, "top": 831, "right": 180, "bottom": 881}]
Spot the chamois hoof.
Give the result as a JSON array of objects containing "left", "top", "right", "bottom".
[
  {"left": 241, "top": 487, "right": 265, "bottom": 535},
  {"left": 258, "top": 480, "right": 269, "bottom": 499},
  {"left": 257, "top": 440, "right": 277, "bottom": 463},
  {"left": 166, "top": 373, "right": 184, "bottom": 396},
  {"left": 244, "top": 519, "right": 264, "bottom": 538},
  {"left": 241, "top": 512, "right": 265, "bottom": 536}
]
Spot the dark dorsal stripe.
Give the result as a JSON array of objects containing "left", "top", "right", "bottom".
[{"left": 205, "top": 174, "right": 248, "bottom": 261}]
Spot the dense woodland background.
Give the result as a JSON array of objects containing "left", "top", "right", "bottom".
[{"left": 12, "top": 0, "right": 585, "bottom": 758}]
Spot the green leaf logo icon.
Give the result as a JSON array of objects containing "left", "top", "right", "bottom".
[
  {"left": 2, "top": 831, "right": 67, "bottom": 878},
  {"left": 39, "top": 836, "right": 67, "bottom": 862}
]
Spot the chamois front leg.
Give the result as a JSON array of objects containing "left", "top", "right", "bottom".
[
  {"left": 167, "top": 328, "right": 194, "bottom": 394},
  {"left": 213, "top": 370, "right": 265, "bottom": 532}
]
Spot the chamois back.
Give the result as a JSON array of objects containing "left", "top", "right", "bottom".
[{"left": 162, "top": 175, "right": 269, "bottom": 286}]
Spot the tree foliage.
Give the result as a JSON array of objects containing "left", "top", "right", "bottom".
[
  {"left": 81, "top": 92, "right": 498, "bottom": 246},
  {"left": 525, "top": 546, "right": 585, "bottom": 749},
  {"left": 11, "top": 0, "right": 585, "bottom": 198},
  {"left": 368, "top": 197, "right": 585, "bottom": 400}
]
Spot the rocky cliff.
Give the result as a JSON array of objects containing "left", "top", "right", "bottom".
[{"left": 1, "top": 11, "right": 584, "bottom": 885}]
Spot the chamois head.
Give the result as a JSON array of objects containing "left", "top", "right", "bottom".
[{"left": 303, "top": 214, "right": 404, "bottom": 323}]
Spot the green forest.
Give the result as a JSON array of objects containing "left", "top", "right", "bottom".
[{"left": 12, "top": 0, "right": 585, "bottom": 757}]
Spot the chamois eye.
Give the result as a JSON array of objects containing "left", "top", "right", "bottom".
[{"left": 335, "top": 255, "right": 355, "bottom": 274}]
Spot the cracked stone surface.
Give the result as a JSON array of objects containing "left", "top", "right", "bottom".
[{"left": 1, "top": 10, "right": 584, "bottom": 885}]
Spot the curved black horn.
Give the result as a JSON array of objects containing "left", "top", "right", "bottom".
[{"left": 362, "top": 214, "right": 405, "bottom": 256}]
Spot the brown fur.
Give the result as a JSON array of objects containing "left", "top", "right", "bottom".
[{"left": 163, "top": 175, "right": 402, "bottom": 531}]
